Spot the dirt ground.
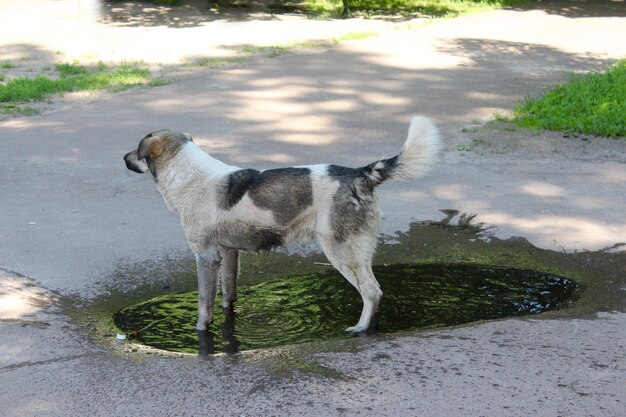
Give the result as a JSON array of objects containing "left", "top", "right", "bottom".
[
  {"left": 1, "top": 0, "right": 402, "bottom": 119},
  {"left": 0, "top": 0, "right": 395, "bottom": 73},
  {"left": 1, "top": 1, "right": 625, "bottom": 416}
]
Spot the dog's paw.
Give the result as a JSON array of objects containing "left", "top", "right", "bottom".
[{"left": 344, "top": 325, "right": 367, "bottom": 334}]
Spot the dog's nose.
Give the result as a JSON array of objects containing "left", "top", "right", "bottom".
[
  {"left": 124, "top": 150, "right": 144, "bottom": 173},
  {"left": 124, "top": 153, "right": 134, "bottom": 170}
]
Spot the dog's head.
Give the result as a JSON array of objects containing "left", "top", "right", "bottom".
[{"left": 124, "top": 130, "right": 193, "bottom": 179}]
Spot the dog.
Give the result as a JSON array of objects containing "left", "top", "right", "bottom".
[{"left": 124, "top": 116, "right": 441, "bottom": 333}]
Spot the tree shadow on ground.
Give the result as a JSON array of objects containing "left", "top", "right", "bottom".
[
  {"left": 99, "top": 0, "right": 626, "bottom": 28},
  {"left": 0, "top": 37, "right": 613, "bottom": 153},
  {"left": 141, "top": 37, "right": 612, "bottom": 167},
  {"left": 507, "top": 0, "right": 626, "bottom": 18},
  {"left": 99, "top": 0, "right": 430, "bottom": 27},
  {"left": 101, "top": 0, "right": 284, "bottom": 27}
]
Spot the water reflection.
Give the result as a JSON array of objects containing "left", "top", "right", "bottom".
[
  {"left": 114, "top": 263, "right": 578, "bottom": 354},
  {"left": 198, "top": 307, "right": 241, "bottom": 355}
]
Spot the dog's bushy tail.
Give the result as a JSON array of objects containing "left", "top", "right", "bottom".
[{"left": 360, "top": 116, "right": 442, "bottom": 188}]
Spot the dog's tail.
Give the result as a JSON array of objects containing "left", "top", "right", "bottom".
[{"left": 360, "top": 116, "right": 442, "bottom": 189}]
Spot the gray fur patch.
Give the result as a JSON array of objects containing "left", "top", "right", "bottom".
[
  {"left": 215, "top": 224, "right": 284, "bottom": 252},
  {"left": 220, "top": 169, "right": 259, "bottom": 209},
  {"left": 222, "top": 168, "right": 313, "bottom": 225},
  {"left": 327, "top": 165, "right": 378, "bottom": 242},
  {"left": 249, "top": 168, "right": 313, "bottom": 225}
]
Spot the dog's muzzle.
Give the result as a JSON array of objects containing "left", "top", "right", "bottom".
[{"left": 124, "top": 150, "right": 149, "bottom": 174}]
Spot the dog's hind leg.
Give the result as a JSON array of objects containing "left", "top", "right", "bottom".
[
  {"left": 196, "top": 248, "right": 221, "bottom": 331},
  {"left": 320, "top": 238, "right": 382, "bottom": 333},
  {"left": 218, "top": 247, "right": 239, "bottom": 309},
  {"left": 339, "top": 264, "right": 382, "bottom": 333}
]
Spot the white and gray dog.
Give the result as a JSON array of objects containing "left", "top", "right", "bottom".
[{"left": 124, "top": 116, "right": 441, "bottom": 333}]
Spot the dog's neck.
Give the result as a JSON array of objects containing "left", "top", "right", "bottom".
[{"left": 156, "top": 142, "right": 237, "bottom": 214}]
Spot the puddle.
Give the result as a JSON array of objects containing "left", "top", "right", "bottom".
[
  {"left": 113, "top": 263, "right": 577, "bottom": 354},
  {"left": 74, "top": 211, "right": 625, "bottom": 357}
]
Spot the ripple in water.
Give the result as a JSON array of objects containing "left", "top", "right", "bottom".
[{"left": 113, "top": 263, "right": 578, "bottom": 354}]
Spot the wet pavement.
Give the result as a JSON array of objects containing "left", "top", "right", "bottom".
[
  {"left": 1, "top": 1, "right": 626, "bottom": 416},
  {"left": 112, "top": 221, "right": 581, "bottom": 354},
  {"left": 112, "top": 262, "right": 577, "bottom": 354}
]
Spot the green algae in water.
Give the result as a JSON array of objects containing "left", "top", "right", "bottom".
[{"left": 113, "top": 263, "right": 577, "bottom": 354}]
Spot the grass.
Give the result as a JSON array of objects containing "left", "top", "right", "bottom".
[
  {"left": 0, "top": 61, "right": 164, "bottom": 106},
  {"left": 229, "top": 30, "right": 381, "bottom": 59},
  {"left": 334, "top": 30, "right": 379, "bottom": 41},
  {"left": 512, "top": 59, "right": 626, "bottom": 138},
  {"left": 300, "top": 0, "right": 529, "bottom": 18},
  {"left": 1, "top": 103, "right": 39, "bottom": 117},
  {"left": 192, "top": 57, "right": 248, "bottom": 67}
]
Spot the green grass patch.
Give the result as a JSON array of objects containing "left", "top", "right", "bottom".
[
  {"left": 0, "top": 61, "right": 160, "bottom": 104},
  {"left": 334, "top": 30, "right": 379, "bottom": 42},
  {"left": 300, "top": 0, "right": 528, "bottom": 18},
  {"left": 229, "top": 30, "right": 380, "bottom": 59},
  {"left": 239, "top": 45, "right": 292, "bottom": 58},
  {"left": 513, "top": 59, "right": 626, "bottom": 138},
  {"left": 193, "top": 57, "right": 248, "bottom": 67},
  {"left": 1, "top": 103, "right": 39, "bottom": 117}
]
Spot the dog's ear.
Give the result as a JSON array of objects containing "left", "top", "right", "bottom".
[{"left": 137, "top": 133, "right": 165, "bottom": 160}]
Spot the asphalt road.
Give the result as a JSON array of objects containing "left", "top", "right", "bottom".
[{"left": 1, "top": 1, "right": 625, "bottom": 416}]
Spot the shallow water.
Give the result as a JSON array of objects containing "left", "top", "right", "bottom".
[
  {"left": 113, "top": 263, "right": 577, "bottom": 354},
  {"left": 78, "top": 211, "right": 623, "bottom": 357}
]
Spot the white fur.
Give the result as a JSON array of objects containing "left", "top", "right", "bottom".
[
  {"left": 394, "top": 116, "right": 442, "bottom": 180},
  {"left": 308, "top": 164, "right": 341, "bottom": 239}
]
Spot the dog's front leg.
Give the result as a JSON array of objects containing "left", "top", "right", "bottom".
[
  {"left": 218, "top": 246, "right": 239, "bottom": 309},
  {"left": 196, "top": 248, "right": 221, "bottom": 331}
]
